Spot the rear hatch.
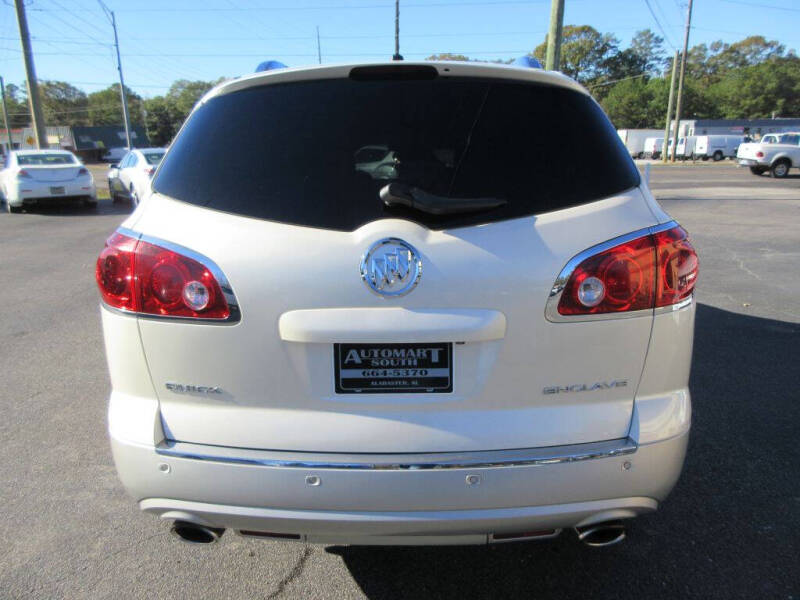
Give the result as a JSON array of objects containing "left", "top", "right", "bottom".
[{"left": 133, "top": 65, "right": 657, "bottom": 453}]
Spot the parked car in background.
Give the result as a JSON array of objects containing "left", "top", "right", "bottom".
[
  {"left": 617, "top": 129, "right": 663, "bottom": 159},
  {"left": 1, "top": 149, "right": 96, "bottom": 212},
  {"left": 758, "top": 133, "right": 783, "bottom": 144},
  {"left": 737, "top": 132, "right": 800, "bottom": 177},
  {"left": 107, "top": 148, "right": 166, "bottom": 207},
  {"left": 101, "top": 147, "right": 128, "bottom": 163},
  {"left": 693, "top": 135, "right": 744, "bottom": 161},
  {"left": 97, "top": 61, "right": 698, "bottom": 548},
  {"left": 643, "top": 136, "right": 664, "bottom": 159}
]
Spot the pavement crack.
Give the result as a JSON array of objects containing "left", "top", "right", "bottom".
[{"left": 265, "top": 544, "right": 312, "bottom": 599}]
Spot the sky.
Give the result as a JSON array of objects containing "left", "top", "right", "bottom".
[{"left": 0, "top": 0, "right": 799, "bottom": 99}]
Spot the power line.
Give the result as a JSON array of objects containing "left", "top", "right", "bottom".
[
  {"left": 643, "top": 0, "right": 678, "bottom": 50},
  {"left": 587, "top": 73, "right": 649, "bottom": 89},
  {"left": 29, "top": 0, "right": 558, "bottom": 12},
  {"left": 717, "top": 0, "right": 800, "bottom": 11}
]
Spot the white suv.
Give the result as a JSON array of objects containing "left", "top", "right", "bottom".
[{"left": 96, "top": 62, "right": 698, "bottom": 548}]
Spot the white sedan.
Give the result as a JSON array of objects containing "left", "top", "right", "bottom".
[
  {"left": 1, "top": 149, "right": 97, "bottom": 213},
  {"left": 107, "top": 148, "right": 166, "bottom": 207}
]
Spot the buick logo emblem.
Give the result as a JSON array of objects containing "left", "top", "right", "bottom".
[{"left": 360, "top": 238, "right": 422, "bottom": 297}]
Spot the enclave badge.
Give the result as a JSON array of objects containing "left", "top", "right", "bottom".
[
  {"left": 360, "top": 238, "right": 422, "bottom": 297},
  {"left": 165, "top": 383, "right": 222, "bottom": 394}
]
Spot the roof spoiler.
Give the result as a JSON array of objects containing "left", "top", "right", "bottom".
[
  {"left": 255, "top": 60, "right": 288, "bottom": 73},
  {"left": 512, "top": 56, "right": 542, "bottom": 69}
]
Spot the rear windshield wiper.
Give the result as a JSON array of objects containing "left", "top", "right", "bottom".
[{"left": 380, "top": 182, "right": 506, "bottom": 216}]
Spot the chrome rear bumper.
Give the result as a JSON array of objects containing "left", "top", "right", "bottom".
[{"left": 112, "top": 430, "right": 688, "bottom": 544}]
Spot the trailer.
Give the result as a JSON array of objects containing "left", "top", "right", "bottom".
[{"left": 617, "top": 129, "right": 664, "bottom": 159}]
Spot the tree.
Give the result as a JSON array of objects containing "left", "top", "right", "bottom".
[
  {"left": 39, "top": 81, "right": 88, "bottom": 127},
  {"left": 707, "top": 57, "right": 800, "bottom": 118},
  {"left": 532, "top": 25, "right": 620, "bottom": 83},
  {"left": 143, "top": 96, "right": 178, "bottom": 146},
  {"left": 628, "top": 29, "right": 666, "bottom": 74},
  {"left": 600, "top": 77, "right": 653, "bottom": 128},
  {"left": 86, "top": 84, "right": 144, "bottom": 127},
  {"left": 140, "top": 79, "right": 220, "bottom": 146},
  {"left": 166, "top": 79, "right": 217, "bottom": 123},
  {"left": 425, "top": 53, "right": 471, "bottom": 61},
  {"left": 2, "top": 83, "right": 30, "bottom": 128}
]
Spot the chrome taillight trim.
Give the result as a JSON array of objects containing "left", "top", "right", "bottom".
[
  {"left": 104, "top": 227, "right": 241, "bottom": 324},
  {"left": 544, "top": 220, "right": 682, "bottom": 323},
  {"left": 155, "top": 437, "right": 637, "bottom": 470}
]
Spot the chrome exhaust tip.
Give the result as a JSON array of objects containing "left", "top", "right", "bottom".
[
  {"left": 170, "top": 520, "right": 225, "bottom": 544},
  {"left": 574, "top": 520, "right": 626, "bottom": 547}
]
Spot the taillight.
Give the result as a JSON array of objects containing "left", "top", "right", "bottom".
[
  {"left": 653, "top": 227, "right": 698, "bottom": 307},
  {"left": 756, "top": 151, "right": 764, "bottom": 158},
  {"left": 77, "top": 167, "right": 89, "bottom": 176},
  {"left": 552, "top": 224, "right": 697, "bottom": 318},
  {"left": 16, "top": 169, "right": 31, "bottom": 179},
  {"left": 95, "top": 231, "right": 233, "bottom": 320},
  {"left": 143, "top": 166, "right": 155, "bottom": 176}
]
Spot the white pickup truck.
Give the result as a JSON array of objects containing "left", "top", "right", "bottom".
[{"left": 737, "top": 132, "right": 800, "bottom": 177}]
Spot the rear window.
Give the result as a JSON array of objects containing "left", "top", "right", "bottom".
[
  {"left": 154, "top": 77, "right": 639, "bottom": 231},
  {"left": 143, "top": 152, "right": 165, "bottom": 166},
  {"left": 17, "top": 153, "right": 76, "bottom": 166}
]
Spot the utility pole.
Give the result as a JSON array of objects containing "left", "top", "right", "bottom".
[
  {"left": 13, "top": 0, "right": 47, "bottom": 149},
  {"left": 393, "top": 0, "right": 402, "bottom": 60},
  {"left": 662, "top": 51, "right": 678, "bottom": 163},
  {"left": 316, "top": 26, "right": 322, "bottom": 64},
  {"left": 1, "top": 76, "right": 13, "bottom": 156},
  {"left": 545, "top": 0, "right": 565, "bottom": 71},
  {"left": 671, "top": 0, "right": 693, "bottom": 163},
  {"left": 98, "top": 0, "right": 132, "bottom": 150}
]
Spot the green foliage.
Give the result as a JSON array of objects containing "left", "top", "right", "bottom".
[
  {"left": 533, "top": 25, "right": 621, "bottom": 82},
  {"left": 706, "top": 58, "right": 800, "bottom": 118},
  {"left": 142, "top": 79, "right": 221, "bottom": 146},
  {"left": 426, "top": 53, "right": 471, "bottom": 62},
  {"left": 2, "top": 83, "right": 30, "bottom": 128},
  {"left": 40, "top": 81, "right": 88, "bottom": 127},
  {"left": 87, "top": 84, "right": 144, "bottom": 127}
]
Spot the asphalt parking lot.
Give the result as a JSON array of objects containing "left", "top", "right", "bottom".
[{"left": 1, "top": 164, "right": 798, "bottom": 599}]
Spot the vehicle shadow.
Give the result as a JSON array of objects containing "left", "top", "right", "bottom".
[
  {"left": 327, "top": 304, "right": 800, "bottom": 599},
  {"left": 3, "top": 198, "right": 131, "bottom": 217}
]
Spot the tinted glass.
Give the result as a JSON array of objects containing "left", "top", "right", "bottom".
[
  {"left": 143, "top": 152, "right": 165, "bottom": 166},
  {"left": 17, "top": 153, "right": 76, "bottom": 165},
  {"left": 154, "top": 78, "right": 640, "bottom": 231}
]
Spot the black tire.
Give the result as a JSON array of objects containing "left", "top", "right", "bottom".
[
  {"left": 83, "top": 199, "right": 98, "bottom": 210},
  {"left": 749, "top": 166, "right": 766, "bottom": 176},
  {"left": 770, "top": 159, "right": 790, "bottom": 178},
  {"left": 712, "top": 151, "right": 723, "bottom": 162},
  {"left": 7, "top": 203, "right": 22, "bottom": 213}
]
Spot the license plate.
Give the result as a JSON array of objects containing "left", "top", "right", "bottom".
[
  {"left": 334, "top": 342, "right": 453, "bottom": 394},
  {"left": 50, "top": 186, "right": 65, "bottom": 195}
]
